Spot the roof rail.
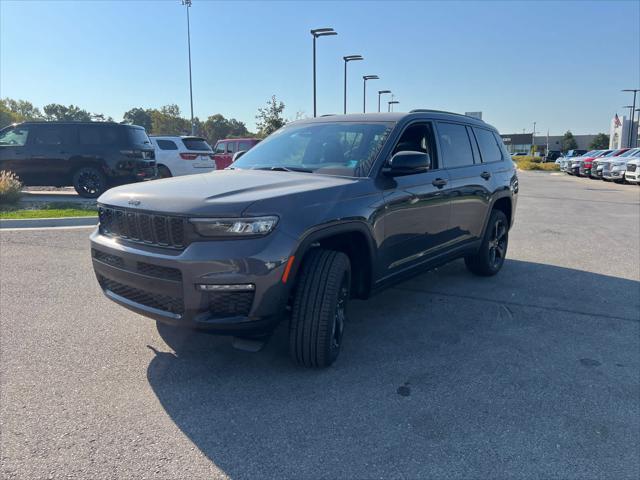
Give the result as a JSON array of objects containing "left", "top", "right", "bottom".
[
  {"left": 320, "top": 114, "right": 336, "bottom": 117},
  {"left": 409, "top": 109, "right": 485, "bottom": 122}
]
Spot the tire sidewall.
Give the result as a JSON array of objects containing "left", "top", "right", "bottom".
[{"left": 481, "top": 210, "right": 509, "bottom": 274}]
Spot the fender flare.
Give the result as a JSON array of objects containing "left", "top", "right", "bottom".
[{"left": 286, "top": 220, "right": 377, "bottom": 296}]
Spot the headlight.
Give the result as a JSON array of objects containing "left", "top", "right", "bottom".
[{"left": 190, "top": 216, "right": 278, "bottom": 237}]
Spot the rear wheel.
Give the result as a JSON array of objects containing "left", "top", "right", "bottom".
[
  {"left": 289, "top": 249, "right": 350, "bottom": 368},
  {"left": 465, "top": 209, "right": 509, "bottom": 276},
  {"left": 158, "top": 165, "right": 172, "bottom": 178},
  {"left": 72, "top": 167, "right": 107, "bottom": 198}
]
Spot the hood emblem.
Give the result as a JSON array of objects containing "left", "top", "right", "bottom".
[{"left": 128, "top": 198, "right": 141, "bottom": 206}]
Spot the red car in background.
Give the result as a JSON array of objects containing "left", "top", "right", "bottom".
[
  {"left": 572, "top": 149, "right": 611, "bottom": 176},
  {"left": 212, "top": 137, "right": 260, "bottom": 170},
  {"left": 586, "top": 148, "right": 630, "bottom": 178}
]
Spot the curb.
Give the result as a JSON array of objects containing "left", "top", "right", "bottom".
[{"left": 0, "top": 216, "right": 98, "bottom": 229}]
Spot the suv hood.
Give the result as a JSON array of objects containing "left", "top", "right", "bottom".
[{"left": 98, "top": 169, "right": 358, "bottom": 216}]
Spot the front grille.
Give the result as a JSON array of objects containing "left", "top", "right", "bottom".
[
  {"left": 137, "top": 262, "right": 182, "bottom": 282},
  {"left": 98, "top": 206, "right": 187, "bottom": 249},
  {"left": 92, "top": 249, "right": 124, "bottom": 268},
  {"left": 627, "top": 164, "right": 636, "bottom": 172},
  {"left": 208, "top": 291, "right": 254, "bottom": 318},
  {"left": 99, "top": 275, "right": 184, "bottom": 315}
]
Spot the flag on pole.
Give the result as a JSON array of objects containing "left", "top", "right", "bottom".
[{"left": 614, "top": 114, "right": 622, "bottom": 127}]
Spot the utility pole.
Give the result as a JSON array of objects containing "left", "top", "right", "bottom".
[{"left": 182, "top": 0, "right": 195, "bottom": 135}]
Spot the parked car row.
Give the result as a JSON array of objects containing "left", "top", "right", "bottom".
[
  {"left": 0, "top": 121, "right": 260, "bottom": 197},
  {"left": 556, "top": 147, "right": 640, "bottom": 183}
]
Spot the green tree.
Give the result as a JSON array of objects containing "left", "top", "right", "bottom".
[
  {"left": 561, "top": 130, "right": 578, "bottom": 152},
  {"left": 589, "top": 133, "right": 610, "bottom": 149},
  {"left": 2, "top": 98, "right": 42, "bottom": 121},
  {"left": 255, "top": 95, "right": 285, "bottom": 137},
  {"left": 0, "top": 102, "right": 18, "bottom": 127},
  {"left": 123, "top": 107, "right": 153, "bottom": 131},
  {"left": 149, "top": 104, "right": 190, "bottom": 135},
  {"left": 200, "top": 114, "right": 250, "bottom": 146},
  {"left": 43, "top": 103, "right": 92, "bottom": 121}
]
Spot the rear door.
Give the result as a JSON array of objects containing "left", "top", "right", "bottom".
[
  {"left": 28, "top": 123, "right": 76, "bottom": 186},
  {"left": 435, "top": 121, "right": 489, "bottom": 245}
]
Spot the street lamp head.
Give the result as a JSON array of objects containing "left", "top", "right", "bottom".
[
  {"left": 181, "top": 0, "right": 192, "bottom": 6},
  {"left": 363, "top": 75, "right": 379, "bottom": 80},
  {"left": 389, "top": 100, "right": 399, "bottom": 105},
  {"left": 343, "top": 55, "right": 363, "bottom": 62},
  {"left": 311, "top": 28, "right": 337, "bottom": 37},
  {"left": 622, "top": 89, "right": 640, "bottom": 92},
  {"left": 378, "top": 90, "right": 391, "bottom": 94}
]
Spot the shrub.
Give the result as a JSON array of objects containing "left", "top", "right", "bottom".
[
  {"left": 513, "top": 157, "right": 559, "bottom": 171},
  {"left": 0, "top": 170, "right": 23, "bottom": 206}
]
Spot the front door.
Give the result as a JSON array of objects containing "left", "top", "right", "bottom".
[
  {"left": 378, "top": 122, "right": 452, "bottom": 278},
  {"left": 28, "top": 123, "right": 75, "bottom": 186},
  {"left": 0, "top": 124, "right": 34, "bottom": 184}
]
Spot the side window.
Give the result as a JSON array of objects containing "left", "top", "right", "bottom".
[
  {"left": 32, "top": 125, "right": 70, "bottom": 146},
  {"left": 493, "top": 132, "right": 509, "bottom": 161},
  {"left": 78, "top": 126, "right": 101, "bottom": 145},
  {"left": 392, "top": 122, "right": 438, "bottom": 169},
  {"left": 0, "top": 126, "right": 30, "bottom": 146},
  {"left": 238, "top": 141, "right": 254, "bottom": 151},
  {"left": 436, "top": 122, "right": 475, "bottom": 168},
  {"left": 226, "top": 142, "right": 237, "bottom": 154},
  {"left": 473, "top": 128, "right": 503, "bottom": 163},
  {"left": 157, "top": 139, "right": 178, "bottom": 150},
  {"left": 214, "top": 142, "right": 226, "bottom": 154}
]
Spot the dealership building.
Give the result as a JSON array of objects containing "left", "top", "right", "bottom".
[{"left": 499, "top": 133, "right": 597, "bottom": 154}]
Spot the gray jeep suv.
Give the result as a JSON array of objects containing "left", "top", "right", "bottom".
[{"left": 90, "top": 110, "right": 518, "bottom": 367}]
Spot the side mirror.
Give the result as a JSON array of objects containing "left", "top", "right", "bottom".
[{"left": 385, "top": 151, "right": 431, "bottom": 176}]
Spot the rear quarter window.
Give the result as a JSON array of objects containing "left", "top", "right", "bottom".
[
  {"left": 473, "top": 128, "right": 503, "bottom": 163},
  {"left": 78, "top": 125, "right": 120, "bottom": 145},
  {"left": 156, "top": 139, "right": 178, "bottom": 150},
  {"left": 182, "top": 138, "right": 211, "bottom": 151}
]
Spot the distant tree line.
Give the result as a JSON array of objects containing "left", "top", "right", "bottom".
[{"left": 1, "top": 95, "right": 290, "bottom": 147}]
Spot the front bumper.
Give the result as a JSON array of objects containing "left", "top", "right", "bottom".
[
  {"left": 625, "top": 169, "right": 639, "bottom": 183},
  {"left": 603, "top": 169, "right": 624, "bottom": 181},
  {"left": 90, "top": 228, "right": 296, "bottom": 334}
]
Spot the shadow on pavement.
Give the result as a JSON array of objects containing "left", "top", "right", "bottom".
[{"left": 147, "top": 259, "right": 639, "bottom": 479}]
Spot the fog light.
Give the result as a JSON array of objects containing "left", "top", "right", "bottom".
[{"left": 197, "top": 284, "right": 255, "bottom": 292}]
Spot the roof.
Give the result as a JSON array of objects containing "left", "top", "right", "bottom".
[
  {"left": 12, "top": 121, "right": 141, "bottom": 128},
  {"left": 290, "top": 111, "right": 494, "bottom": 130}
]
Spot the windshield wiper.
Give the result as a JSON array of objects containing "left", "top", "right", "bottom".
[{"left": 253, "top": 166, "right": 313, "bottom": 173}]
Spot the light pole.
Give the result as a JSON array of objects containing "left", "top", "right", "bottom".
[
  {"left": 310, "top": 28, "right": 337, "bottom": 117},
  {"left": 623, "top": 105, "right": 635, "bottom": 147},
  {"left": 622, "top": 89, "right": 639, "bottom": 148},
  {"left": 343, "top": 55, "right": 363, "bottom": 114},
  {"left": 182, "top": 0, "right": 195, "bottom": 135},
  {"left": 362, "top": 75, "right": 379, "bottom": 113},
  {"left": 388, "top": 100, "right": 399, "bottom": 112},
  {"left": 378, "top": 90, "right": 391, "bottom": 113},
  {"left": 532, "top": 121, "right": 536, "bottom": 156}
]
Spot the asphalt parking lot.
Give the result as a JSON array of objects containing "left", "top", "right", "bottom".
[{"left": 1, "top": 171, "right": 639, "bottom": 479}]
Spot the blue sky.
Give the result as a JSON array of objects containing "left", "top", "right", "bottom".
[{"left": 1, "top": 0, "right": 639, "bottom": 135}]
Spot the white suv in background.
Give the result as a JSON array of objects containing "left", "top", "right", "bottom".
[
  {"left": 622, "top": 149, "right": 640, "bottom": 184},
  {"left": 149, "top": 136, "right": 215, "bottom": 178}
]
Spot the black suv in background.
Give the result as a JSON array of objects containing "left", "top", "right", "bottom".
[
  {"left": 91, "top": 110, "right": 518, "bottom": 367},
  {"left": 0, "top": 122, "right": 157, "bottom": 197}
]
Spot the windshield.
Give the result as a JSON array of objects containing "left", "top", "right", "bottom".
[
  {"left": 617, "top": 149, "right": 637, "bottom": 157},
  {"left": 231, "top": 122, "right": 393, "bottom": 176}
]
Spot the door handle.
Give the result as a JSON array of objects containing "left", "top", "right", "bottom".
[
  {"left": 480, "top": 171, "right": 491, "bottom": 180},
  {"left": 432, "top": 178, "right": 447, "bottom": 188}
]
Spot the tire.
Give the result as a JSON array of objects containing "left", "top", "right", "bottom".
[
  {"left": 158, "top": 165, "right": 172, "bottom": 178},
  {"left": 465, "top": 209, "right": 509, "bottom": 276},
  {"left": 289, "top": 249, "right": 351, "bottom": 368},
  {"left": 72, "top": 167, "right": 107, "bottom": 198}
]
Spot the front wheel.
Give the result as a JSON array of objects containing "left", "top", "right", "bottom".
[
  {"left": 289, "top": 249, "right": 351, "bottom": 368},
  {"left": 465, "top": 209, "right": 509, "bottom": 276},
  {"left": 72, "top": 167, "right": 107, "bottom": 198}
]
